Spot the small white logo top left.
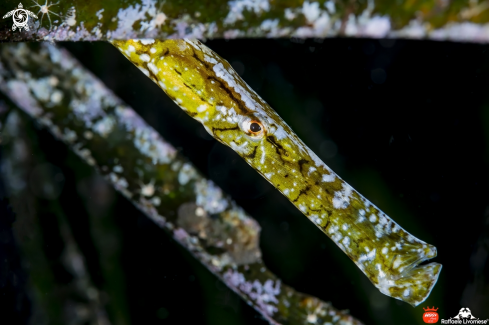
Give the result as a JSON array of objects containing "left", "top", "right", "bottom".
[{"left": 3, "top": 3, "right": 38, "bottom": 31}]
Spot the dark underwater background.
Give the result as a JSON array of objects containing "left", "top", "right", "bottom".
[{"left": 1, "top": 38, "right": 489, "bottom": 324}]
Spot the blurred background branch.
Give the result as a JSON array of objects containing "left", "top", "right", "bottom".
[
  {"left": 0, "top": 99, "right": 114, "bottom": 325},
  {"left": 1, "top": 0, "right": 489, "bottom": 42},
  {"left": 0, "top": 42, "right": 363, "bottom": 325}
]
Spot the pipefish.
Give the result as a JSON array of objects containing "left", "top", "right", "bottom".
[{"left": 111, "top": 38, "right": 442, "bottom": 306}]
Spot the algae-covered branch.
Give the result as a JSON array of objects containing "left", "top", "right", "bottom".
[
  {"left": 0, "top": 42, "right": 363, "bottom": 325},
  {"left": 1, "top": 0, "right": 489, "bottom": 42}
]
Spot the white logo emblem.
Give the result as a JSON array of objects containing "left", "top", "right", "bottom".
[
  {"left": 2, "top": 3, "right": 38, "bottom": 31},
  {"left": 441, "top": 307, "right": 489, "bottom": 324},
  {"left": 454, "top": 308, "right": 477, "bottom": 320}
]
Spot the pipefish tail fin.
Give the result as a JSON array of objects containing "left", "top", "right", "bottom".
[
  {"left": 111, "top": 38, "right": 442, "bottom": 306},
  {"left": 330, "top": 204, "right": 442, "bottom": 305},
  {"left": 378, "top": 262, "right": 442, "bottom": 307}
]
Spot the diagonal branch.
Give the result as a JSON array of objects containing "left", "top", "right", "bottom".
[{"left": 0, "top": 42, "right": 363, "bottom": 325}]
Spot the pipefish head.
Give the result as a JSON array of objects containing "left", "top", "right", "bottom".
[
  {"left": 208, "top": 110, "right": 271, "bottom": 156},
  {"left": 210, "top": 108, "right": 310, "bottom": 186}
]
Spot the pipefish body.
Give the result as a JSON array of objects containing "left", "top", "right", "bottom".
[{"left": 112, "top": 39, "right": 441, "bottom": 306}]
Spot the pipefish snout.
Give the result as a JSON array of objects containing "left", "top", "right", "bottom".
[{"left": 111, "top": 38, "right": 442, "bottom": 306}]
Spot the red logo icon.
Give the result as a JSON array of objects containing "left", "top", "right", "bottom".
[{"left": 423, "top": 306, "right": 439, "bottom": 323}]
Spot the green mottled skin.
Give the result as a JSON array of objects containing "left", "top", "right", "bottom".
[{"left": 112, "top": 39, "right": 442, "bottom": 306}]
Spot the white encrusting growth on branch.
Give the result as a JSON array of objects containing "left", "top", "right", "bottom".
[{"left": 0, "top": 42, "right": 363, "bottom": 325}]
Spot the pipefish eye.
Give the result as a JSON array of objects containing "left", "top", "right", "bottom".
[
  {"left": 238, "top": 113, "right": 268, "bottom": 141},
  {"left": 250, "top": 122, "right": 261, "bottom": 132}
]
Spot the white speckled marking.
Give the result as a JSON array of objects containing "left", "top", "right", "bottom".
[{"left": 140, "top": 53, "right": 151, "bottom": 62}]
